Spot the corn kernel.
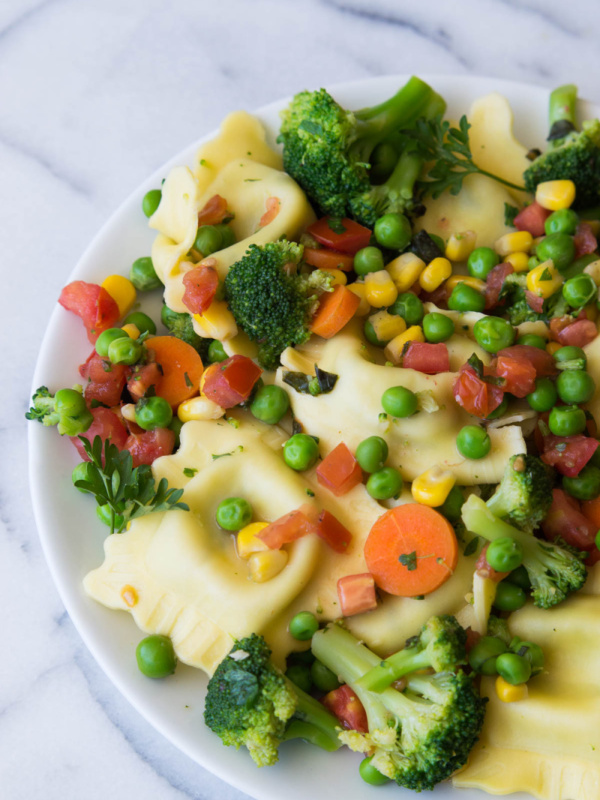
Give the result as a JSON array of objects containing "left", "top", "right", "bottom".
[
  {"left": 445, "top": 231, "right": 477, "bottom": 262},
  {"left": 526, "top": 259, "right": 563, "bottom": 299},
  {"left": 583, "top": 258, "right": 600, "bottom": 286},
  {"left": 419, "top": 257, "right": 453, "bottom": 292},
  {"left": 237, "top": 522, "right": 269, "bottom": 559},
  {"left": 120, "top": 585, "right": 138, "bottom": 607},
  {"left": 535, "top": 179, "right": 576, "bottom": 211},
  {"left": 121, "top": 323, "right": 140, "bottom": 339},
  {"left": 504, "top": 252, "right": 529, "bottom": 273},
  {"left": 327, "top": 269, "right": 347, "bottom": 287},
  {"left": 369, "top": 310, "right": 406, "bottom": 342},
  {"left": 384, "top": 325, "right": 424, "bottom": 364},
  {"left": 121, "top": 403, "right": 137, "bottom": 423},
  {"left": 546, "top": 341, "right": 562, "bottom": 356},
  {"left": 387, "top": 252, "right": 426, "bottom": 292},
  {"left": 193, "top": 300, "right": 237, "bottom": 340},
  {"left": 364, "top": 270, "right": 398, "bottom": 308},
  {"left": 444, "top": 275, "right": 486, "bottom": 293},
  {"left": 248, "top": 549, "right": 288, "bottom": 582},
  {"left": 347, "top": 282, "right": 370, "bottom": 316},
  {"left": 178, "top": 396, "right": 224, "bottom": 422},
  {"left": 411, "top": 465, "right": 456, "bottom": 507},
  {"left": 495, "top": 676, "right": 529, "bottom": 703},
  {"left": 495, "top": 230, "right": 533, "bottom": 257},
  {"left": 101, "top": 274, "right": 137, "bottom": 318}
]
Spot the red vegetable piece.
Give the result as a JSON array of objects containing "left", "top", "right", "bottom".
[
  {"left": 556, "top": 319, "right": 598, "bottom": 348},
  {"left": 574, "top": 222, "right": 598, "bottom": 259},
  {"left": 315, "top": 510, "right": 353, "bottom": 553},
  {"left": 465, "top": 628, "right": 482, "bottom": 653},
  {"left": 70, "top": 407, "right": 128, "bottom": 462},
  {"left": 316, "top": 443, "right": 363, "bottom": 497},
  {"left": 513, "top": 201, "right": 551, "bottom": 237},
  {"left": 201, "top": 355, "right": 262, "bottom": 409},
  {"left": 484, "top": 262, "right": 514, "bottom": 310},
  {"left": 126, "top": 362, "right": 163, "bottom": 402},
  {"left": 256, "top": 507, "right": 318, "bottom": 549},
  {"left": 79, "top": 351, "right": 128, "bottom": 407},
  {"left": 541, "top": 434, "right": 599, "bottom": 477},
  {"left": 497, "top": 345, "right": 557, "bottom": 378},
  {"left": 402, "top": 342, "right": 449, "bottom": 374},
  {"left": 124, "top": 427, "right": 175, "bottom": 467},
  {"left": 542, "top": 488, "right": 598, "bottom": 551},
  {"left": 453, "top": 365, "right": 504, "bottom": 418},
  {"left": 337, "top": 573, "right": 378, "bottom": 617},
  {"left": 197, "top": 194, "right": 229, "bottom": 226},
  {"left": 420, "top": 284, "right": 449, "bottom": 308},
  {"left": 525, "top": 290, "right": 545, "bottom": 313},
  {"left": 59, "top": 281, "right": 121, "bottom": 343},
  {"left": 322, "top": 685, "right": 368, "bottom": 733},
  {"left": 307, "top": 217, "right": 372, "bottom": 255},
  {"left": 495, "top": 355, "right": 536, "bottom": 398},
  {"left": 475, "top": 543, "right": 510, "bottom": 583},
  {"left": 182, "top": 266, "right": 219, "bottom": 315},
  {"left": 259, "top": 197, "right": 281, "bottom": 228}
]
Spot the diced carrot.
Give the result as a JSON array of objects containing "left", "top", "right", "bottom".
[
  {"left": 197, "top": 194, "right": 229, "bottom": 226},
  {"left": 337, "top": 573, "right": 378, "bottom": 616},
  {"left": 259, "top": 197, "right": 280, "bottom": 227},
  {"left": 303, "top": 247, "right": 354, "bottom": 272},
  {"left": 145, "top": 336, "right": 204, "bottom": 408},
  {"left": 316, "top": 443, "right": 363, "bottom": 497},
  {"left": 364, "top": 504, "right": 459, "bottom": 597},
  {"left": 309, "top": 285, "right": 360, "bottom": 339},
  {"left": 201, "top": 355, "right": 262, "bottom": 409},
  {"left": 257, "top": 506, "right": 318, "bottom": 549},
  {"left": 316, "top": 510, "right": 353, "bottom": 553}
]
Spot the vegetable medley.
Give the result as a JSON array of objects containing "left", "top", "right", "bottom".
[{"left": 28, "top": 78, "right": 600, "bottom": 798}]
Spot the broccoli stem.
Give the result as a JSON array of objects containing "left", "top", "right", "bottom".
[
  {"left": 356, "top": 646, "right": 434, "bottom": 694},
  {"left": 548, "top": 84, "right": 578, "bottom": 148},
  {"left": 462, "top": 494, "right": 541, "bottom": 557},
  {"left": 283, "top": 685, "right": 343, "bottom": 752},
  {"left": 384, "top": 148, "right": 424, "bottom": 201}
]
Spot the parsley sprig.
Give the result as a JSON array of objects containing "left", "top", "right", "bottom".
[{"left": 74, "top": 436, "right": 189, "bottom": 535}]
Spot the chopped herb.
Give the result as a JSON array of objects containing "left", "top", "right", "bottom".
[
  {"left": 410, "top": 230, "right": 444, "bottom": 262},
  {"left": 90, "top": 399, "right": 110, "bottom": 409},
  {"left": 212, "top": 445, "right": 244, "bottom": 460},
  {"left": 199, "top": 159, "right": 208, "bottom": 167},
  {"left": 183, "top": 372, "right": 193, "bottom": 389},
  {"left": 244, "top": 178, "right": 261, "bottom": 182},
  {"left": 463, "top": 536, "right": 480, "bottom": 557},
  {"left": 399, "top": 551, "right": 418, "bottom": 571},
  {"left": 283, "top": 365, "right": 339, "bottom": 396},
  {"left": 306, "top": 488, "right": 315, "bottom": 497},
  {"left": 467, "top": 352, "right": 484, "bottom": 378},
  {"left": 327, "top": 217, "right": 346, "bottom": 235},
  {"left": 183, "top": 467, "right": 198, "bottom": 478},
  {"left": 504, "top": 203, "right": 519, "bottom": 227},
  {"left": 225, "top": 416, "right": 240, "bottom": 429}
]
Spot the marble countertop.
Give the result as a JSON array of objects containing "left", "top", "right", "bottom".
[{"left": 5, "top": 1, "right": 600, "bottom": 798}]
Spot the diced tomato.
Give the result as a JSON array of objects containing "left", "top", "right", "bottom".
[
  {"left": 513, "top": 201, "right": 551, "bottom": 237},
  {"left": 79, "top": 351, "right": 128, "bottom": 407},
  {"left": 574, "top": 222, "right": 598, "bottom": 259},
  {"left": 201, "top": 355, "right": 262, "bottom": 409},
  {"left": 402, "top": 342, "right": 449, "bottom": 374},
  {"left": 541, "top": 434, "right": 599, "bottom": 477},
  {"left": 556, "top": 319, "right": 598, "bottom": 348},
  {"left": 182, "top": 266, "right": 219, "bottom": 315},
  {"left": 420, "top": 283, "right": 449, "bottom": 308},
  {"left": 337, "top": 573, "right": 378, "bottom": 617},
  {"left": 70, "top": 407, "right": 128, "bottom": 461},
  {"left": 475, "top": 543, "right": 510, "bottom": 583},
  {"left": 525, "top": 290, "right": 545, "bottom": 313},
  {"left": 465, "top": 628, "right": 482, "bottom": 653},
  {"left": 307, "top": 217, "right": 372, "bottom": 255},
  {"left": 257, "top": 507, "right": 318, "bottom": 549},
  {"left": 124, "top": 428, "right": 175, "bottom": 467},
  {"left": 485, "top": 262, "right": 514, "bottom": 310},
  {"left": 542, "top": 488, "right": 598, "bottom": 551},
  {"left": 495, "top": 355, "right": 536, "bottom": 398},
  {"left": 453, "top": 365, "right": 504, "bottom": 418},
  {"left": 316, "top": 443, "right": 363, "bottom": 497},
  {"left": 315, "top": 510, "right": 353, "bottom": 553},
  {"left": 259, "top": 197, "right": 281, "bottom": 228},
  {"left": 549, "top": 315, "right": 575, "bottom": 342},
  {"left": 497, "top": 345, "right": 557, "bottom": 378},
  {"left": 322, "top": 685, "right": 368, "bottom": 733},
  {"left": 303, "top": 247, "right": 355, "bottom": 272},
  {"left": 126, "top": 362, "right": 162, "bottom": 402},
  {"left": 197, "top": 194, "right": 229, "bottom": 226},
  {"left": 59, "top": 281, "right": 121, "bottom": 343}
]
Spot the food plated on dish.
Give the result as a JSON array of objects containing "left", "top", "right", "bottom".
[{"left": 28, "top": 75, "right": 600, "bottom": 799}]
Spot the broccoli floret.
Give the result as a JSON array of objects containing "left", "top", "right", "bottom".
[
  {"left": 224, "top": 241, "right": 333, "bottom": 370},
  {"left": 204, "top": 635, "right": 341, "bottom": 767},
  {"left": 486, "top": 454, "right": 553, "bottom": 533},
  {"left": 487, "top": 615, "right": 512, "bottom": 646},
  {"left": 279, "top": 76, "right": 445, "bottom": 226},
  {"left": 356, "top": 615, "right": 466, "bottom": 693},
  {"left": 26, "top": 385, "right": 93, "bottom": 436},
  {"left": 500, "top": 273, "right": 569, "bottom": 325},
  {"left": 26, "top": 386, "right": 60, "bottom": 426},
  {"left": 312, "top": 622, "right": 486, "bottom": 792},
  {"left": 462, "top": 494, "right": 587, "bottom": 609},
  {"left": 161, "top": 304, "right": 212, "bottom": 362},
  {"left": 524, "top": 84, "right": 600, "bottom": 209}
]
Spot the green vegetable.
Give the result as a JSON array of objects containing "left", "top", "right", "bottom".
[
  {"left": 486, "top": 537, "right": 524, "bottom": 572},
  {"left": 447, "top": 283, "right": 485, "bottom": 313},
  {"left": 563, "top": 464, "right": 600, "bottom": 500},
  {"left": 545, "top": 208, "right": 579, "bottom": 235},
  {"left": 536, "top": 232, "right": 575, "bottom": 273},
  {"left": 213, "top": 223, "right": 236, "bottom": 248},
  {"left": 283, "top": 434, "right": 319, "bottom": 471},
  {"left": 354, "top": 246, "right": 384, "bottom": 276},
  {"left": 356, "top": 436, "right": 389, "bottom": 473},
  {"left": 554, "top": 345, "right": 587, "bottom": 369},
  {"left": 364, "top": 320, "right": 386, "bottom": 346},
  {"left": 250, "top": 385, "right": 290, "bottom": 425},
  {"left": 95, "top": 327, "right": 128, "bottom": 358},
  {"left": 468, "top": 636, "right": 507, "bottom": 675},
  {"left": 381, "top": 385, "right": 418, "bottom": 417},
  {"left": 208, "top": 340, "right": 228, "bottom": 363},
  {"left": 556, "top": 369, "right": 596, "bottom": 404},
  {"left": 216, "top": 497, "right": 253, "bottom": 531},
  {"left": 108, "top": 336, "right": 143, "bottom": 365},
  {"left": 142, "top": 189, "right": 162, "bottom": 217},
  {"left": 473, "top": 316, "right": 515, "bottom": 353},
  {"left": 438, "top": 486, "right": 465, "bottom": 524},
  {"left": 549, "top": 404, "right": 587, "bottom": 436},
  {"left": 289, "top": 611, "right": 319, "bottom": 641},
  {"left": 504, "top": 564, "right": 531, "bottom": 590},
  {"left": 374, "top": 213, "right": 412, "bottom": 251},
  {"left": 496, "top": 652, "right": 531, "bottom": 685},
  {"left": 161, "top": 304, "right": 212, "bottom": 362},
  {"left": 456, "top": 425, "right": 491, "bottom": 460},
  {"left": 526, "top": 378, "right": 558, "bottom": 412},
  {"left": 72, "top": 461, "right": 94, "bottom": 492},
  {"left": 135, "top": 396, "right": 173, "bottom": 431},
  {"left": 96, "top": 502, "right": 124, "bottom": 529},
  {"left": 359, "top": 756, "right": 391, "bottom": 786},
  {"left": 285, "top": 664, "right": 312, "bottom": 693},
  {"left": 124, "top": 311, "right": 156, "bottom": 335},
  {"left": 493, "top": 582, "right": 527, "bottom": 612},
  {"left": 194, "top": 225, "right": 223, "bottom": 256},
  {"left": 485, "top": 454, "right": 553, "bottom": 533},
  {"left": 467, "top": 247, "right": 500, "bottom": 280},
  {"left": 130, "top": 256, "right": 162, "bottom": 291},
  {"left": 517, "top": 333, "right": 547, "bottom": 349},
  {"left": 26, "top": 386, "right": 93, "bottom": 437},
  {"left": 422, "top": 312, "right": 454, "bottom": 343},
  {"left": 366, "top": 467, "right": 403, "bottom": 500},
  {"left": 389, "top": 292, "right": 424, "bottom": 325},
  {"left": 136, "top": 634, "right": 177, "bottom": 678},
  {"left": 562, "top": 273, "right": 597, "bottom": 307},
  {"left": 310, "top": 660, "right": 340, "bottom": 693}
]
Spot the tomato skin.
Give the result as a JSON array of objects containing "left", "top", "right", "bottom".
[
  {"left": 307, "top": 217, "right": 372, "bottom": 255},
  {"left": 337, "top": 573, "right": 377, "bottom": 616},
  {"left": 303, "top": 247, "right": 354, "bottom": 272},
  {"left": 403, "top": 342, "right": 449, "bottom": 374},
  {"left": 59, "top": 281, "right": 121, "bottom": 343},
  {"left": 201, "top": 355, "right": 262, "bottom": 409},
  {"left": 316, "top": 510, "right": 353, "bottom": 553},
  {"left": 197, "top": 194, "right": 229, "bottom": 226},
  {"left": 316, "top": 443, "right": 363, "bottom": 497},
  {"left": 257, "top": 507, "right": 318, "bottom": 549},
  {"left": 484, "top": 262, "right": 513, "bottom": 310},
  {"left": 555, "top": 319, "right": 598, "bottom": 348},
  {"left": 124, "top": 427, "right": 175, "bottom": 467},
  {"left": 79, "top": 351, "right": 128, "bottom": 407},
  {"left": 259, "top": 197, "right": 281, "bottom": 228},
  {"left": 542, "top": 488, "right": 598, "bottom": 551},
  {"left": 494, "top": 355, "right": 536, "bottom": 398},
  {"left": 453, "top": 365, "right": 504, "bottom": 418},
  {"left": 70, "top": 407, "right": 128, "bottom": 461},
  {"left": 182, "top": 267, "right": 219, "bottom": 315},
  {"left": 525, "top": 290, "right": 544, "bottom": 313},
  {"left": 574, "top": 222, "right": 598, "bottom": 259},
  {"left": 513, "top": 201, "right": 550, "bottom": 237},
  {"left": 126, "top": 362, "right": 162, "bottom": 402},
  {"left": 476, "top": 543, "right": 510, "bottom": 583},
  {"left": 497, "top": 345, "right": 557, "bottom": 378},
  {"left": 322, "top": 685, "right": 368, "bottom": 733},
  {"left": 541, "top": 434, "right": 599, "bottom": 477}
]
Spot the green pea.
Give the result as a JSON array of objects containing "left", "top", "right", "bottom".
[
  {"left": 535, "top": 232, "right": 575, "bottom": 273},
  {"left": 142, "top": 189, "right": 162, "bottom": 218},
  {"left": 467, "top": 247, "right": 500, "bottom": 280},
  {"left": 505, "top": 564, "right": 531, "bottom": 590},
  {"left": 54, "top": 389, "right": 93, "bottom": 436},
  {"left": 563, "top": 464, "right": 600, "bottom": 501},
  {"left": 356, "top": 436, "right": 388, "bottom": 473},
  {"left": 130, "top": 257, "right": 162, "bottom": 291},
  {"left": 456, "top": 425, "right": 491, "bottom": 459},
  {"left": 562, "top": 274, "right": 597, "bottom": 308},
  {"left": 194, "top": 225, "right": 222, "bottom": 256},
  {"left": 548, "top": 404, "right": 587, "bottom": 436},
  {"left": 468, "top": 636, "right": 507, "bottom": 673},
  {"left": 366, "top": 467, "right": 403, "bottom": 500},
  {"left": 213, "top": 223, "right": 236, "bottom": 249},
  {"left": 545, "top": 208, "right": 579, "bottom": 236},
  {"left": 72, "top": 461, "right": 94, "bottom": 492},
  {"left": 95, "top": 327, "right": 129, "bottom": 358},
  {"left": 526, "top": 377, "right": 558, "bottom": 412},
  {"left": 496, "top": 652, "right": 531, "bottom": 685},
  {"left": 473, "top": 316, "right": 516, "bottom": 353},
  {"left": 389, "top": 292, "right": 424, "bottom": 325},
  {"left": 437, "top": 486, "right": 465, "bottom": 524},
  {"left": 359, "top": 756, "right": 391, "bottom": 786},
  {"left": 422, "top": 312, "right": 455, "bottom": 343},
  {"left": 364, "top": 320, "right": 386, "bottom": 347},
  {"left": 517, "top": 333, "right": 547, "bottom": 349},
  {"left": 250, "top": 385, "right": 290, "bottom": 425},
  {"left": 486, "top": 537, "right": 524, "bottom": 572},
  {"left": 208, "top": 340, "right": 228, "bottom": 363},
  {"left": 369, "top": 142, "right": 399, "bottom": 184},
  {"left": 283, "top": 434, "right": 319, "bottom": 471},
  {"left": 513, "top": 640, "right": 545, "bottom": 672},
  {"left": 493, "top": 582, "right": 527, "bottom": 612},
  {"left": 136, "top": 634, "right": 177, "bottom": 678},
  {"left": 107, "top": 336, "right": 143, "bottom": 365},
  {"left": 556, "top": 369, "right": 596, "bottom": 404},
  {"left": 310, "top": 660, "right": 341, "bottom": 693},
  {"left": 285, "top": 664, "right": 312, "bottom": 693},
  {"left": 289, "top": 611, "right": 318, "bottom": 641},
  {"left": 554, "top": 345, "right": 587, "bottom": 369},
  {"left": 287, "top": 649, "right": 316, "bottom": 667},
  {"left": 381, "top": 386, "right": 418, "bottom": 418},
  {"left": 135, "top": 396, "right": 173, "bottom": 430},
  {"left": 486, "top": 395, "right": 509, "bottom": 420},
  {"left": 124, "top": 311, "right": 156, "bottom": 335},
  {"left": 374, "top": 213, "right": 412, "bottom": 251},
  {"left": 96, "top": 503, "right": 124, "bottom": 530},
  {"left": 55, "top": 388, "right": 87, "bottom": 416},
  {"left": 354, "top": 246, "right": 385, "bottom": 276},
  {"left": 447, "top": 283, "right": 486, "bottom": 313},
  {"left": 216, "top": 497, "right": 253, "bottom": 531},
  {"left": 528, "top": 256, "right": 541, "bottom": 271}
]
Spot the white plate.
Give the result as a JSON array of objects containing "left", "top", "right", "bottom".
[{"left": 29, "top": 74, "right": 594, "bottom": 800}]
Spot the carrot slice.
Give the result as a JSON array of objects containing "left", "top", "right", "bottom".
[
  {"left": 303, "top": 247, "right": 354, "bottom": 272},
  {"left": 145, "top": 336, "right": 204, "bottom": 408},
  {"left": 364, "top": 504, "right": 458, "bottom": 597},
  {"left": 310, "top": 285, "right": 360, "bottom": 339}
]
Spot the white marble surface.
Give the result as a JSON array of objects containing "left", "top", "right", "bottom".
[{"left": 5, "top": 1, "right": 600, "bottom": 798}]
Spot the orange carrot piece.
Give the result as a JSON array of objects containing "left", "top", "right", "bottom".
[
  {"left": 364, "top": 504, "right": 458, "bottom": 597},
  {"left": 303, "top": 247, "right": 354, "bottom": 272},
  {"left": 337, "top": 573, "right": 378, "bottom": 616},
  {"left": 259, "top": 196, "right": 281, "bottom": 227},
  {"left": 310, "top": 285, "right": 360, "bottom": 339},
  {"left": 145, "top": 336, "right": 204, "bottom": 408}
]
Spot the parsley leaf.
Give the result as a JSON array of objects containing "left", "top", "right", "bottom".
[
  {"left": 504, "top": 203, "right": 519, "bottom": 227},
  {"left": 399, "top": 551, "right": 418, "bottom": 571},
  {"left": 327, "top": 217, "right": 347, "bottom": 235}
]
